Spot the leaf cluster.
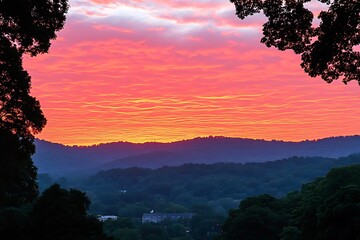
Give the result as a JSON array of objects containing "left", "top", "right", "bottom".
[
  {"left": 0, "top": 0, "right": 68, "bottom": 56},
  {"left": 230, "top": 0, "right": 359, "bottom": 84}
]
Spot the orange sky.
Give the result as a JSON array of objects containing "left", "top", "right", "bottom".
[{"left": 23, "top": 0, "right": 360, "bottom": 146}]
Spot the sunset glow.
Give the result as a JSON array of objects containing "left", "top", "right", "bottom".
[{"left": 23, "top": 0, "right": 360, "bottom": 146}]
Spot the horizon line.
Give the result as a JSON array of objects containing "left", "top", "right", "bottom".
[{"left": 35, "top": 134, "right": 360, "bottom": 148}]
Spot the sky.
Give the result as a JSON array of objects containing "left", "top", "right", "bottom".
[{"left": 23, "top": 0, "right": 360, "bottom": 146}]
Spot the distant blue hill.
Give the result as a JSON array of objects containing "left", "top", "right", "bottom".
[{"left": 33, "top": 135, "right": 360, "bottom": 176}]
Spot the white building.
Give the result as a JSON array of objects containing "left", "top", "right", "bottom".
[{"left": 98, "top": 215, "right": 118, "bottom": 222}]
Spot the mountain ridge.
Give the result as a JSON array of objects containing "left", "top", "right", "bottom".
[
  {"left": 36, "top": 134, "right": 360, "bottom": 147},
  {"left": 33, "top": 135, "right": 360, "bottom": 176}
]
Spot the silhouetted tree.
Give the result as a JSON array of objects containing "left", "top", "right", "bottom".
[
  {"left": 0, "top": 0, "right": 68, "bottom": 207},
  {"left": 230, "top": 0, "right": 359, "bottom": 84},
  {"left": 0, "top": 129, "right": 38, "bottom": 208},
  {"left": 218, "top": 194, "right": 288, "bottom": 240},
  {"left": 31, "top": 184, "right": 111, "bottom": 240},
  {"left": 0, "top": 0, "right": 68, "bottom": 56}
]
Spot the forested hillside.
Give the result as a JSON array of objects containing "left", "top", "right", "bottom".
[
  {"left": 39, "top": 154, "right": 360, "bottom": 217},
  {"left": 37, "top": 155, "right": 360, "bottom": 240},
  {"left": 218, "top": 164, "right": 360, "bottom": 240}
]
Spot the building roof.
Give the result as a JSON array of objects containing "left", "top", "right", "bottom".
[{"left": 142, "top": 212, "right": 194, "bottom": 223}]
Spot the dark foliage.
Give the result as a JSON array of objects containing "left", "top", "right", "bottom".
[
  {"left": 31, "top": 184, "right": 111, "bottom": 240},
  {"left": 103, "top": 217, "right": 179, "bottom": 240},
  {"left": 0, "top": 2, "right": 108, "bottom": 240},
  {"left": 220, "top": 195, "right": 287, "bottom": 240},
  {"left": 69, "top": 154, "right": 360, "bottom": 216},
  {"left": 0, "top": 206, "right": 32, "bottom": 240},
  {"left": 0, "top": 0, "right": 68, "bottom": 207},
  {"left": 218, "top": 164, "right": 360, "bottom": 240},
  {"left": 93, "top": 159, "right": 360, "bottom": 240},
  {"left": 0, "top": 0, "right": 68, "bottom": 56},
  {"left": 35, "top": 155, "right": 360, "bottom": 240},
  {"left": 0, "top": 129, "right": 38, "bottom": 208},
  {"left": 230, "top": 0, "right": 359, "bottom": 84}
]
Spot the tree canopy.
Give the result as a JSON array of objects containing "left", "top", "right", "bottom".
[
  {"left": 31, "top": 184, "right": 111, "bottom": 240},
  {"left": 0, "top": 0, "right": 68, "bottom": 56},
  {"left": 0, "top": 0, "right": 69, "bottom": 207},
  {"left": 230, "top": 0, "right": 359, "bottom": 84},
  {"left": 217, "top": 164, "right": 360, "bottom": 240},
  {"left": 0, "top": 2, "right": 114, "bottom": 239}
]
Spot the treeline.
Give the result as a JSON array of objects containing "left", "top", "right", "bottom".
[
  {"left": 102, "top": 211, "right": 223, "bottom": 240},
  {"left": 39, "top": 154, "right": 360, "bottom": 216},
  {"left": 217, "top": 164, "right": 360, "bottom": 240},
  {"left": 34, "top": 154, "right": 360, "bottom": 240},
  {"left": 0, "top": 184, "right": 111, "bottom": 240}
]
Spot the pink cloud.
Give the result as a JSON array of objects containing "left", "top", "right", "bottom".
[
  {"left": 89, "top": 0, "right": 117, "bottom": 4},
  {"left": 21, "top": 0, "right": 360, "bottom": 145}
]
